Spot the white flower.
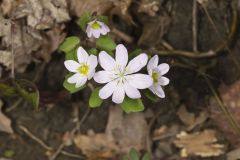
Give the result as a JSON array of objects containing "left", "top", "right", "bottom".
[
  {"left": 94, "top": 44, "right": 153, "bottom": 104},
  {"left": 86, "top": 20, "right": 110, "bottom": 38},
  {"left": 147, "top": 55, "right": 170, "bottom": 98},
  {"left": 64, "top": 46, "right": 98, "bottom": 88}
]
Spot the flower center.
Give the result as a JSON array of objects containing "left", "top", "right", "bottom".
[
  {"left": 152, "top": 72, "right": 158, "bottom": 83},
  {"left": 78, "top": 64, "right": 90, "bottom": 76},
  {"left": 91, "top": 22, "right": 101, "bottom": 29}
]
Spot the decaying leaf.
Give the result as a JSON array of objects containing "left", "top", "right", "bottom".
[
  {"left": 11, "top": 0, "right": 70, "bottom": 30},
  {"left": 0, "top": 100, "right": 14, "bottom": 134},
  {"left": 174, "top": 129, "right": 224, "bottom": 157},
  {"left": 227, "top": 147, "right": 240, "bottom": 160},
  {"left": 177, "top": 105, "right": 208, "bottom": 131},
  {"left": 0, "top": 51, "right": 12, "bottom": 69},
  {"left": 69, "top": 0, "right": 113, "bottom": 17},
  {"left": 74, "top": 106, "right": 148, "bottom": 158}
]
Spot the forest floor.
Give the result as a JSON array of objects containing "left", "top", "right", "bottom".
[{"left": 1, "top": 0, "right": 240, "bottom": 160}]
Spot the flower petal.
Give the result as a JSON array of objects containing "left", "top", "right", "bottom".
[
  {"left": 99, "top": 81, "right": 116, "bottom": 99},
  {"left": 116, "top": 44, "right": 128, "bottom": 67},
  {"left": 157, "top": 63, "right": 170, "bottom": 75},
  {"left": 124, "top": 83, "right": 141, "bottom": 99},
  {"left": 77, "top": 47, "right": 89, "bottom": 63},
  {"left": 112, "top": 84, "right": 125, "bottom": 104},
  {"left": 87, "top": 55, "right": 98, "bottom": 69},
  {"left": 126, "top": 74, "right": 153, "bottom": 89},
  {"left": 126, "top": 53, "right": 148, "bottom": 74},
  {"left": 92, "top": 29, "right": 101, "bottom": 38},
  {"left": 147, "top": 55, "right": 159, "bottom": 74},
  {"left": 64, "top": 60, "right": 80, "bottom": 72},
  {"left": 87, "top": 68, "right": 95, "bottom": 80},
  {"left": 99, "top": 51, "right": 116, "bottom": 71},
  {"left": 150, "top": 85, "right": 165, "bottom": 98},
  {"left": 67, "top": 73, "right": 82, "bottom": 83},
  {"left": 86, "top": 26, "right": 93, "bottom": 38},
  {"left": 94, "top": 70, "right": 114, "bottom": 83},
  {"left": 75, "top": 76, "right": 87, "bottom": 88},
  {"left": 158, "top": 76, "right": 169, "bottom": 86}
]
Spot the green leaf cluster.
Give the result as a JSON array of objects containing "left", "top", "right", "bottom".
[{"left": 122, "top": 148, "right": 151, "bottom": 160}]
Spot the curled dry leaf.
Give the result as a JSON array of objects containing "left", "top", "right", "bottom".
[
  {"left": 177, "top": 105, "right": 208, "bottom": 131},
  {"left": 174, "top": 129, "right": 224, "bottom": 157},
  {"left": 74, "top": 106, "right": 148, "bottom": 159},
  {"left": 0, "top": 100, "right": 14, "bottom": 134}
]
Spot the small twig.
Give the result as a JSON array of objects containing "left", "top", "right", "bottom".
[
  {"left": 10, "top": 21, "right": 15, "bottom": 79},
  {"left": 19, "top": 125, "right": 52, "bottom": 151},
  {"left": 19, "top": 125, "right": 84, "bottom": 159},
  {"left": 192, "top": 0, "right": 198, "bottom": 52},
  {"left": 152, "top": 0, "right": 238, "bottom": 58},
  {"left": 6, "top": 98, "right": 23, "bottom": 112}
]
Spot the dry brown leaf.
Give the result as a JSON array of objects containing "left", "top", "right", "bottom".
[
  {"left": 177, "top": 105, "right": 208, "bottom": 131},
  {"left": 174, "top": 129, "right": 224, "bottom": 157},
  {"left": 0, "top": 51, "right": 12, "bottom": 69},
  {"left": 74, "top": 106, "right": 148, "bottom": 158},
  {"left": 69, "top": 0, "right": 113, "bottom": 17},
  {"left": 227, "top": 147, "right": 240, "bottom": 160},
  {"left": 0, "top": 100, "right": 14, "bottom": 134},
  {"left": 12, "top": 0, "right": 70, "bottom": 30}
]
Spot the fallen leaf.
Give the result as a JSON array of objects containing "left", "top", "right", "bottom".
[
  {"left": 174, "top": 129, "right": 224, "bottom": 157},
  {"left": 177, "top": 105, "right": 208, "bottom": 131},
  {"left": 74, "top": 106, "right": 148, "bottom": 159},
  {"left": 0, "top": 100, "right": 14, "bottom": 134},
  {"left": 227, "top": 147, "right": 240, "bottom": 160},
  {"left": 69, "top": 0, "right": 113, "bottom": 17}
]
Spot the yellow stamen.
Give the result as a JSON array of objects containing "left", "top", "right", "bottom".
[
  {"left": 91, "top": 22, "right": 101, "bottom": 29},
  {"left": 152, "top": 72, "right": 158, "bottom": 83},
  {"left": 78, "top": 64, "right": 89, "bottom": 76}
]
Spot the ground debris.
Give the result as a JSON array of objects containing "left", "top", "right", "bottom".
[
  {"left": 177, "top": 105, "right": 208, "bottom": 131},
  {"left": 0, "top": 100, "right": 14, "bottom": 134},
  {"left": 174, "top": 129, "right": 224, "bottom": 157},
  {"left": 74, "top": 106, "right": 148, "bottom": 159}
]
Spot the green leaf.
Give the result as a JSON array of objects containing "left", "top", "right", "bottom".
[
  {"left": 122, "top": 155, "right": 129, "bottom": 160},
  {"left": 59, "top": 36, "right": 80, "bottom": 53},
  {"left": 3, "top": 149, "right": 15, "bottom": 158},
  {"left": 96, "top": 35, "right": 116, "bottom": 54},
  {"left": 97, "top": 16, "right": 109, "bottom": 24},
  {"left": 0, "top": 82, "right": 17, "bottom": 96},
  {"left": 129, "top": 148, "right": 140, "bottom": 160},
  {"left": 63, "top": 74, "right": 85, "bottom": 94},
  {"left": 14, "top": 79, "right": 39, "bottom": 110},
  {"left": 142, "top": 153, "right": 151, "bottom": 160},
  {"left": 88, "top": 48, "right": 98, "bottom": 56},
  {"left": 129, "top": 48, "right": 142, "bottom": 60},
  {"left": 79, "top": 12, "right": 92, "bottom": 31},
  {"left": 65, "top": 48, "right": 78, "bottom": 61},
  {"left": 144, "top": 89, "right": 159, "bottom": 102},
  {"left": 89, "top": 87, "right": 103, "bottom": 108},
  {"left": 120, "top": 97, "right": 144, "bottom": 113}
]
